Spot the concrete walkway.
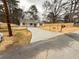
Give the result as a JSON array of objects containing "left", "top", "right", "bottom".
[
  {"left": 0, "top": 27, "right": 79, "bottom": 59},
  {"left": 28, "top": 27, "right": 62, "bottom": 43}
]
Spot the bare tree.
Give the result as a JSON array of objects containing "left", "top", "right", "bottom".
[
  {"left": 63, "top": 0, "right": 79, "bottom": 22},
  {"left": 42, "top": 0, "right": 69, "bottom": 23}
]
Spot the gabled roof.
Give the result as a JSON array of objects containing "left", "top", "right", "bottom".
[{"left": 25, "top": 19, "right": 40, "bottom": 23}]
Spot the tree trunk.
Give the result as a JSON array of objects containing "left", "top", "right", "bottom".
[
  {"left": 73, "top": 0, "right": 77, "bottom": 23},
  {"left": 2, "top": 0, "right": 13, "bottom": 36},
  {"left": 69, "top": 0, "right": 73, "bottom": 22},
  {"left": 53, "top": 16, "right": 57, "bottom": 23}
]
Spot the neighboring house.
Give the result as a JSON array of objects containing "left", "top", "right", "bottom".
[
  {"left": 19, "top": 12, "right": 42, "bottom": 27},
  {"left": 73, "top": 15, "right": 79, "bottom": 26},
  {"left": 25, "top": 19, "right": 41, "bottom": 27}
]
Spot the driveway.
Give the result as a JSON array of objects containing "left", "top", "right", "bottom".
[
  {"left": 0, "top": 27, "right": 79, "bottom": 59},
  {"left": 28, "top": 27, "right": 62, "bottom": 43}
]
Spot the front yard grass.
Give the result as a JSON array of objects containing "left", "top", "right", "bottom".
[
  {"left": 40, "top": 23, "right": 79, "bottom": 33},
  {"left": 0, "top": 23, "right": 32, "bottom": 52}
]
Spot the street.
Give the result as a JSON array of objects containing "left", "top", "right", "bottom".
[{"left": 0, "top": 27, "right": 79, "bottom": 59}]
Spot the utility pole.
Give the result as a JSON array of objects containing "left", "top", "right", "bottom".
[{"left": 2, "top": 0, "right": 13, "bottom": 36}]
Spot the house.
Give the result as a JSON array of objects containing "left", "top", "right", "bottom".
[
  {"left": 20, "top": 12, "right": 42, "bottom": 27},
  {"left": 25, "top": 19, "right": 42, "bottom": 27}
]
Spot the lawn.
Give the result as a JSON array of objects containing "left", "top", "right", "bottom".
[
  {"left": 0, "top": 23, "right": 32, "bottom": 51},
  {"left": 40, "top": 23, "right": 79, "bottom": 33}
]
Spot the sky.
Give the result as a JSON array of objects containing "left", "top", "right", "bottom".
[
  {"left": 18, "top": 0, "right": 45, "bottom": 13},
  {"left": 18, "top": 0, "right": 68, "bottom": 13},
  {"left": 18, "top": 0, "right": 68, "bottom": 20}
]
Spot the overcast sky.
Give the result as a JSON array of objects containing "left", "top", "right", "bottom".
[
  {"left": 18, "top": 0, "right": 45, "bottom": 13},
  {"left": 18, "top": 0, "right": 68, "bottom": 20},
  {"left": 18, "top": 0, "right": 68, "bottom": 13}
]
